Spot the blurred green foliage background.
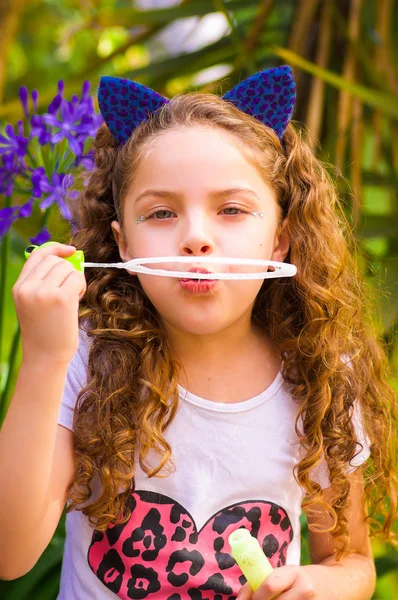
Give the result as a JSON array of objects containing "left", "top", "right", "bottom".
[{"left": 0, "top": 0, "right": 397, "bottom": 598}]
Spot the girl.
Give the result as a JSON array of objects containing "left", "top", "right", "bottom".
[{"left": 1, "top": 66, "right": 397, "bottom": 600}]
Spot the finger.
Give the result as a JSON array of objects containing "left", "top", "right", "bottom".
[
  {"left": 17, "top": 243, "right": 76, "bottom": 286},
  {"left": 36, "top": 259, "right": 83, "bottom": 292},
  {"left": 59, "top": 270, "right": 87, "bottom": 301},
  {"left": 18, "top": 243, "right": 76, "bottom": 286},
  {"left": 17, "top": 255, "right": 70, "bottom": 292},
  {"left": 236, "top": 582, "right": 253, "bottom": 600},
  {"left": 270, "top": 585, "right": 315, "bottom": 600},
  {"left": 253, "top": 568, "right": 297, "bottom": 600},
  {"left": 19, "top": 245, "right": 79, "bottom": 287},
  {"left": 13, "top": 262, "right": 82, "bottom": 311}
]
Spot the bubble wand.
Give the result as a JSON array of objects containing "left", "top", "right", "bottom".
[{"left": 25, "top": 243, "right": 297, "bottom": 280}]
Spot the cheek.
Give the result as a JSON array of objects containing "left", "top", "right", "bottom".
[
  {"left": 229, "top": 229, "right": 274, "bottom": 256},
  {"left": 130, "top": 227, "right": 174, "bottom": 255},
  {"left": 136, "top": 275, "right": 170, "bottom": 307},
  {"left": 230, "top": 280, "right": 263, "bottom": 304}
]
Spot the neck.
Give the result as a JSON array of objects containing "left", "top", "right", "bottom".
[
  {"left": 165, "top": 313, "right": 251, "bottom": 355},
  {"left": 162, "top": 313, "right": 273, "bottom": 389}
]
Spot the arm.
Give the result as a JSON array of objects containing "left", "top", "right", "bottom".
[
  {"left": 237, "top": 468, "right": 376, "bottom": 600},
  {"left": 0, "top": 358, "right": 76, "bottom": 579},
  {"left": 0, "top": 243, "right": 85, "bottom": 579},
  {"left": 302, "top": 467, "right": 376, "bottom": 599}
]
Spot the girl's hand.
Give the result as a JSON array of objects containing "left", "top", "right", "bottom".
[
  {"left": 12, "top": 242, "right": 87, "bottom": 365},
  {"left": 237, "top": 566, "right": 317, "bottom": 600}
]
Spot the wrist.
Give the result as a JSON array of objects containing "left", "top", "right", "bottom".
[{"left": 302, "top": 555, "right": 376, "bottom": 600}]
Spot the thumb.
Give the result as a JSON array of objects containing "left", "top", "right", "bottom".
[{"left": 237, "top": 582, "right": 253, "bottom": 600}]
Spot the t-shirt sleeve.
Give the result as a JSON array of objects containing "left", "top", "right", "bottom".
[
  {"left": 58, "top": 329, "right": 90, "bottom": 431},
  {"left": 310, "top": 399, "right": 372, "bottom": 489}
]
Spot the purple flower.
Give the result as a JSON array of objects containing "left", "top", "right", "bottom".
[
  {"left": 47, "top": 94, "right": 62, "bottom": 116},
  {"left": 76, "top": 150, "right": 95, "bottom": 171},
  {"left": 41, "top": 97, "right": 88, "bottom": 155},
  {"left": 30, "top": 226, "right": 51, "bottom": 245},
  {"left": 1, "top": 79, "right": 102, "bottom": 240},
  {"left": 30, "top": 114, "right": 51, "bottom": 145},
  {"left": 19, "top": 197, "right": 34, "bottom": 218},
  {"left": 0, "top": 164, "right": 15, "bottom": 197},
  {"left": 0, "top": 124, "right": 29, "bottom": 165},
  {"left": 0, "top": 196, "right": 34, "bottom": 239},
  {"left": 19, "top": 86, "right": 29, "bottom": 119},
  {"left": 19, "top": 85, "right": 40, "bottom": 118},
  {"left": 32, "top": 90, "right": 38, "bottom": 112},
  {"left": 38, "top": 80, "right": 102, "bottom": 156},
  {"left": 39, "top": 172, "right": 74, "bottom": 220},
  {"left": 31, "top": 167, "right": 46, "bottom": 197},
  {"left": 0, "top": 206, "right": 20, "bottom": 237}
]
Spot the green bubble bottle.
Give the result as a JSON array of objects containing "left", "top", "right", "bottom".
[{"left": 228, "top": 528, "right": 273, "bottom": 591}]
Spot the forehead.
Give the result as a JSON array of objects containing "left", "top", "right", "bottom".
[{"left": 127, "top": 125, "right": 275, "bottom": 201}]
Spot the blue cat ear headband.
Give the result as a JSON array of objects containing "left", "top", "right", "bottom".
[
  {"left": 24, "top": 67, "right": 298, "bottom": 281},
  {"left": 97, "top": 65, "right": 296, "bottom": 146}
]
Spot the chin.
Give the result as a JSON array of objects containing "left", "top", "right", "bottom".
[{"left": 163, "top": 313, "right": 236, "bottom": 336}]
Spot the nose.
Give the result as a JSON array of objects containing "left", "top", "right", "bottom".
[{"left": 179, "top": 213, "right": 214, "bottom": 256}]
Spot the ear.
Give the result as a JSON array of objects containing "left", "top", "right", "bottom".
[
  {"left": 222, "top": 65, "right": 296, "bottom": 139},
  {"left": 271, "top": 218, "right": 290, "bottom": 263},
  {"left": 98, "top": 76, "right": 169, "bottom": 145},
  {"left": 111, "top": 220, "right": 129, "bottom": 261}
]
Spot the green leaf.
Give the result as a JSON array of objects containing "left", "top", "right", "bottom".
[
  {"left": 368, "top": 257, "right": 398, "bottom": 331},
  {"left": 96, "top": 0, "right": 258, "bottom": 27},
  {"left": 29, "top": 568, "right": 60, "bottom": 600},
  {"left": 362, "top": 172, "right": 398, "bottom": 187},
  {"left": 119, "top": 36, "right": 237, "bottom": 82},
  {"left": 271, "top": 47, "right": 398, "bottom": 119},
  {"left": 357, "top": 216, "right": 398, "bottom": 239},
  {"left": 375, "top": 553, "right": 398, "bottom": 578}
]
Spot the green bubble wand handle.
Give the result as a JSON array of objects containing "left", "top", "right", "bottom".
[
  {"left": 228, "top": 528, "right": 273, "bottom": 591},
  {"left": 24, "top": 243, "right": 85, "bottom": 272}
]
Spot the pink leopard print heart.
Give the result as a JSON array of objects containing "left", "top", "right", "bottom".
[{"left": 88, "top": 491, "right": 293, "bottom": 599}]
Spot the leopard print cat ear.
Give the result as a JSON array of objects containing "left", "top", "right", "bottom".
[
  {"left": 98, "top": 65, "right": 295, "bottom": 146},
  {"left": 222, "top": 65, "right": 296, "bottom": 139},
  {"left": 98, "top": 76, "right": 169, "bottom": 145}
]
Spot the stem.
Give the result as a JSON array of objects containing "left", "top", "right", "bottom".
[
  {"left": 0, "top": 196, "right": 11, "bottom": 369},
  {"left": 12, "top": 187, "right": 32, "bottom": 195},
  {"left": 212, "top": 0, "right": 256, "bottom": 75},
  {"left": 0, "top": 216, "right": 11, "bottom": 420},
  {"left": 0, "top": 323, "right": 20, "bottom": 424},
  {"left": 42, "top": 206, "right": 50, "bottom": 229},
  {"left": 26, "top": 148, "right": 38, "bottom": 167}
]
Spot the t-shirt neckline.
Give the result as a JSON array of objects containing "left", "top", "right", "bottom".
[{"left": 177, "top": 369, "right": 284, "bottom": 413}]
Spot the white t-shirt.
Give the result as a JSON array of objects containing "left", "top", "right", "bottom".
[{"left": 56, "top": 330, "right": 371, "bottom": 599}]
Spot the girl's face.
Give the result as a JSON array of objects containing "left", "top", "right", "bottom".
[{"left": 111, "top": 126, "right": 289, "bottom": 336}]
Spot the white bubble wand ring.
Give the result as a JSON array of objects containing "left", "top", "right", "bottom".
[{"left": 24, "top": 244, "right": 297, "bottom": 280}]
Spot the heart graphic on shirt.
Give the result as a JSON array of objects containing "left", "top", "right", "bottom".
[{"left": 87, "top": 491, "right": 293, "bottom": 600}]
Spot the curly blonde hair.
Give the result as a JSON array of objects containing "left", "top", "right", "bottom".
[{"left": 66, "top": 92, "right": 398, "bottom": 559}]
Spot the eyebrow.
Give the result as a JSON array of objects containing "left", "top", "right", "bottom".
[{"left": 133, "top": 188, "right": 261, "bottom": 204}]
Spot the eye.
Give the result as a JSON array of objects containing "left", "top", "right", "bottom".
[
  {"left": 220, "top": 206, "right": 248, "bottom": 216},
  {"left": 147, "top": 209, "right": 176, "bottom": 220}
]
